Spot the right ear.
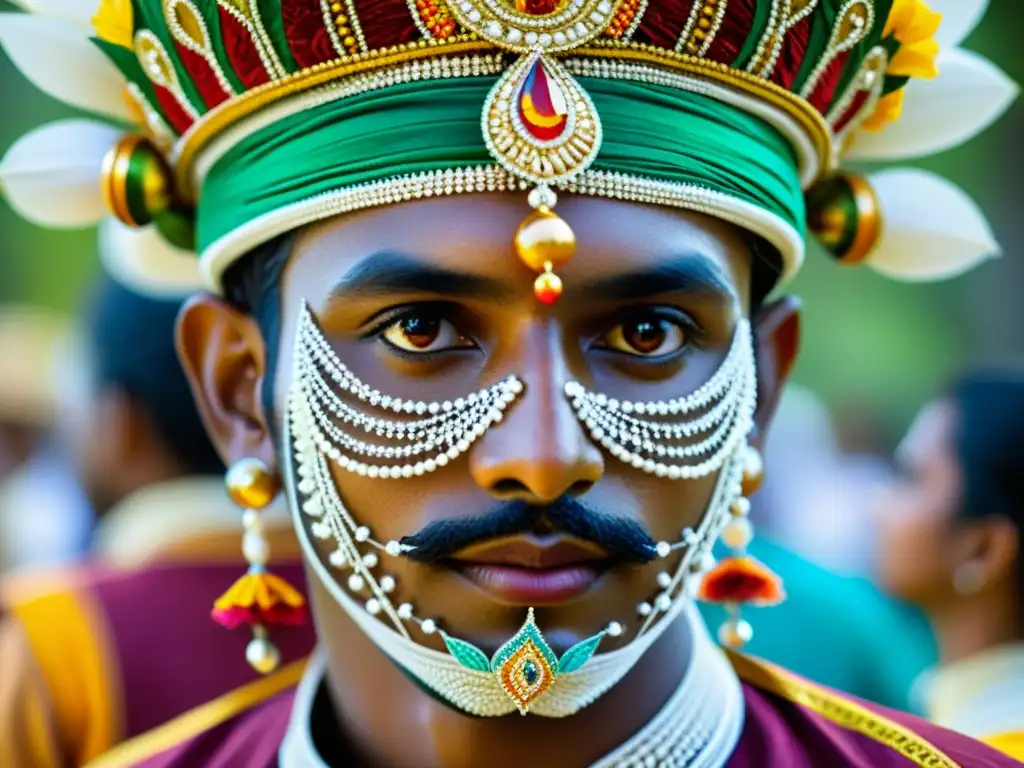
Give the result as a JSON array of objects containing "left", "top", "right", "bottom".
[{"left": 175, "top": 295, "right": 277, "bottom": 473}]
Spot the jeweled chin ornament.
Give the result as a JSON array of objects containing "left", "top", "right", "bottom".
[
  {"left": 451, "top": 0, "right": 611, "bottom": 302},
  {"left": 286, "top": 305, "right": 755, "bottom": 716}
]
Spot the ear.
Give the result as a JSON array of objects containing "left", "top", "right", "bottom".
[
  {"left": 175, "top": 295, "right": 277, "bottom": 473},
  {"left": 964, "top": 517, "right": 1021, "bottom": 589},
  {"left": 750, "top": 295, "right": 802, "bottom": 451}
]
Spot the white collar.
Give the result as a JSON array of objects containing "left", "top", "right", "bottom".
[
  {"left": 923, "top": 643, "right": 1024, "bottom": 738},
  {"left": 280, "top": 604, "right": 743, "bottom": 768}
]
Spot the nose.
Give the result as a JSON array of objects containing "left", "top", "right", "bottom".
[{"left": 470, "top": 333, "right": 604, "bottom": 504}]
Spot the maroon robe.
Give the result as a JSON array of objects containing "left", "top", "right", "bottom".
[
  {"left": 83, "top": 641, "right": 1023, "bottom": 767},
  {"left": 2, "top": 560, "right": 315, "bottom": 763}
]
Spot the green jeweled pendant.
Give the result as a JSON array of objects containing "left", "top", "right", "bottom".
[{"left": 440, "top": 607, "right": 607, "bottom": 715}]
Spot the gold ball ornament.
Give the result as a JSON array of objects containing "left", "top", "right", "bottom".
[
  {"left": 533, "top": 270, "right": 564, "bottom": 304},
  {"left": 225, "top": 458, "right": 280, "bottom": 510},
  {"left": 514, "top": 207, "right": 577, "bottom": 273},
  {"left": 245, "top": 634, "right": 281, "bottom": 674},
  {"left": 100, "top": 135, "right": 173, "bottom": 227},
  {"left": 805, "top": 172, "right": 882, "bottom": 266},
  {"left": 741, "top": 445, "right": 765, "bottom": 497}
]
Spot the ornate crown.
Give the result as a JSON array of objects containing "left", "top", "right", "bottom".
[{"left": 0, "top": 0, "right": 1015, "bottom": 297}]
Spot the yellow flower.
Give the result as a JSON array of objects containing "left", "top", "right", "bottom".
[
  {"left": 92, "top": 0, "right": 134, "bottom": 50},
  {"left": 861, "top": 0, "right": 941, "bottom": 131},
  {"left": 860, "top": 89, "right": 904, "bottom": 132},
  {"left": 884, "top": 0, "right": 942, "bottom": 78}
]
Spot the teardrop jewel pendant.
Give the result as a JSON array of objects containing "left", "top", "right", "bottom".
[{"left": 483, "top": 52, "right": 602, "bottom": 303}]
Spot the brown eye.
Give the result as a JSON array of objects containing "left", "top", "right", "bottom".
[
  {"left": 381, "top": 311, "right": 472, "bottom": 353},
  {"left": 601, "top": 314, "right": 686, "bottom": 357}
]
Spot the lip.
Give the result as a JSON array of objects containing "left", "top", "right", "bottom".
[
  {"left": 447, "top": 534, "right": 611, "bottom": 605},
  {"left": 448, "top": 534, "right": 610, "bottom": 569},
  {"left": 454, "top": 563, "right": 603, "bottom": 605}
]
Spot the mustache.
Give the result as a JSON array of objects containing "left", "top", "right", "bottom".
[{"left": 400, "top": 496, "right": 658, "bottom": 564}]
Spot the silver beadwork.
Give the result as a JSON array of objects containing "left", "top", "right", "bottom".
[{"left": 565, "top": 319, "right": 756, "bottom": 480}]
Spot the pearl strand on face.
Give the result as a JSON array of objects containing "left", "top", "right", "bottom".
[
  {"left": 295, "top": 304, "right": 524, "bottom": 479},
  {"left": 287, "top": 302, "right": 757, "bottom": 718},
  {"left": 565, "top": 319, "right": 756, "bottom": 480}
]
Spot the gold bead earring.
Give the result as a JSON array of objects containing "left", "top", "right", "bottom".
[
  {"left": 697, "top": 444, "right": 785, "bottom": 649},
  {"left": 212, "top": 458, "right": 307, "bottom": 674}
]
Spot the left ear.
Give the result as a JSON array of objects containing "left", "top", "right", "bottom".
[
  {"left": 750, "top": 295, "right": 802, "bottom": 451},
  {"left": 967, "top": 516, "right": 1021, "bottom": 588}
]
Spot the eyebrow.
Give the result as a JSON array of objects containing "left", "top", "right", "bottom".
[
  {"left": 576, "top": 255, "right": 738, "bottom": 305},
  {"left": 328, "top": 251, "right": 513, "bottom": 302}
]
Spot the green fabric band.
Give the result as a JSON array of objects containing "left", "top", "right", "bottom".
[{"left": 198, "top": 76, "right": 805, "bottom": 259}]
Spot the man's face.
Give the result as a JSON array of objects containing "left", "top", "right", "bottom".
[
  {"left": 182, "top": 193, "right": 797, "bottom": 656},
  {"left": 873, "top": 401, "right": 964, "bottom": 605}
]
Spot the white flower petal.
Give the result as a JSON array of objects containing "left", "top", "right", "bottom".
[
  {"left": 929, "top": 0, "right": 988, "bottom": 47},
  {"left": 99, "top": 218, "right": 203, "bottom": 298},
  {"left": 847, "top": 49, "right": 1017, "bottom": 161},
  {"left": 11, "top": 0, "right": 96, "bottom": 28},
  {"left": 867, "top": 168, "right": 999, "bottom": 281},
  {"left": 0, "top": 119, "right": 120, "bottom": 228},
  {"left": 0, "top": 13, "right": 131, "bottom": 121}
]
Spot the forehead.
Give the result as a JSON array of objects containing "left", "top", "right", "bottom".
[
  {"left": 897, "top": 400, "right": 957, "bottom": 469},
  {"left": 282, "top": 193, "right": 753, "bottom": 308}
]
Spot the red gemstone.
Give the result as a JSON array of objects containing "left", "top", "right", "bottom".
[
  {"left": 516, "top": 0, "right": 559, "bottom": 15},
  {"left": 697, "top": 557, "right": 785, "bottom": 607},
  {"left": 518, "top": 59, "right": 569, "bottom": 141}
]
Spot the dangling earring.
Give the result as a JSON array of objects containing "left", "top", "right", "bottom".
[
  {"left": 953, "top": 560, "right": 986, "bottom": 595},
  {"left": 697, "top": 444, "right": 785, "bottom": 649},
  {"left": 212, "top": 457, "right": 307, "bottom": 674}
]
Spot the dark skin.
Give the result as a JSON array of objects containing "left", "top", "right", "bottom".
[{"left": 178, "top": 194, "right": 800, "bottom": 767}]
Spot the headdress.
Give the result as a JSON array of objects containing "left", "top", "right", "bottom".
[{"left": 0, "top": 0, "right": 1015, "bottom": 298}]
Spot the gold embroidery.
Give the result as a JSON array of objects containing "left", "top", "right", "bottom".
[
  {"left": 83, "top": 658, "right": 309, "bottom": 768},
  {"left": 747, "top": 0, "right": 819, "bottom": 78},
  {"left": 165, "top": 0, "right": 238, "bottom": 100},
  {"left": 216, "top": 0, "right": 288, "bottom": 80},
  {"left": 135, "top": 29, "right": 201, "bottom": 120},
  {"left": 729, "top": 651, "right": 962, "bottom": 768},
  {"left": 408, "top": 0, "right": 459, "bottom": 40},
  {"left": 675, "top": 0, "right": 728, "bottom": 57},
  {"left": 173, "top": 38, "right": 833, "bottom": 201},
  {"left": 799, "top": 0, "right": 874, "bottom": 100}
]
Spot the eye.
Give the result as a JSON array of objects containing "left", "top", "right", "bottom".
[
  {"left": 598, "top": 312, "right": 688, "bottom": 358},
  {"left": 379, "top": 309, "right": 473, "bottom": 354}
]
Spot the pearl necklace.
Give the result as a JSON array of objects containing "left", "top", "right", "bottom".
[{"left": 279, "top": 603, "right": 744, "bottom": 768}]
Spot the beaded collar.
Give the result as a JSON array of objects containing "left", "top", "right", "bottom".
[{"left": 279, "top": 602, "right": 744, "bottom": 768}]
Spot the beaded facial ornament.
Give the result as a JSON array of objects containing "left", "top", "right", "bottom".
[{"left": 286, "top": 302, "right": 774, "bottom": 716}]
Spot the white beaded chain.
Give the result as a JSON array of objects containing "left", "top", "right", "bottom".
[
  {"left": 296, "top": 304, "right": 524, "bottom": 479},
  {"left": 287, "top": 304, "right": 757, "bottom": 717},
  {"left": 565, "top": 319, "right": 756, "bottom": 481}
]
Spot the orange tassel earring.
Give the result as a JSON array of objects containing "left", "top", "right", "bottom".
[
  {"left": 212, "top": 457, "right": 307, "bottom": 674},
  {"left": 697, "top": 445, "right": 785, "bottom": 648}
]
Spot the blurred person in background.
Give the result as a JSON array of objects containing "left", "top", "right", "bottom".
[
  {"left": 0, "top": 306, "right": 60, "bottom": 484},
  {"left": 0, "top": 266, "right": 312, "bottom": 767},
  {"left": 0, "top": 306, "right": 90, "bottom": 573},
  {"left": 698, "top": 386, "right": 935, "bottom": 713},
  {"left": 876, "top": 368, "right": 1024, "bottom": 759},
  {"left": 757, "top": 386, "right": 894, "bottom": 576}
]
